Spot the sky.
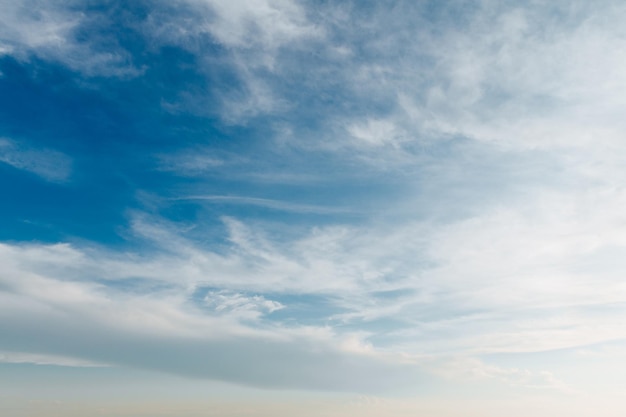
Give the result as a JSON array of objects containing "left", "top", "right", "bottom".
[{"left": 2, "top": 0, "right": 626, "bottom": 415}]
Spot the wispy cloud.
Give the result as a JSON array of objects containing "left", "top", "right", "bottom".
[
  {"left": 2, "top": 0, "right": 626, "bottom": 407},
  {"left": 4, "top": 182, "right": 626, "bottom": 388},
  {"left": 0, "top": 1, "right": 140, "bottom": 77},
  {"left": 176, "top": 195, "right": 354, "bottom": 214},
  {"left": 0, "top": 138, "right": 71, "bottom": 182},
  {"left": 0, "top": 238, "right": 425, "bottom": 391}
]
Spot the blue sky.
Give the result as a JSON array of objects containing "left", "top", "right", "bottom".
[{"left": 3, "top": 0, "right": 626, "bottom": 415}]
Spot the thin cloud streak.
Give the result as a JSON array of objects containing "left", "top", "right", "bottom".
[
  {"left": 175, "top": 195, "right": 355, "bottom": 214},
  {"left": 0, "top": 138, "right": 71, "bottom": 182}
]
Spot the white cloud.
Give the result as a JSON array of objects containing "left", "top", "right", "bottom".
[
  {"left": 4, "top": 176, "right": 626, "bottom": 392},
  {"left": 415, "top": 2, "right": 626, "bottom": 151},
  {"left": 197, "top": 0, "right": 318, "bottom": 52},
  {"left": 3, "top": 0, "right": 626, "bottom": 398},
  {"left": 347, "top": 118, "right": 402, "bottom": 147},
  {"left": 204, "top": 290, "right": 284, "bottom": 320},
  {"left": 137, "top": 0, "right": 321, "bottom": 122},
  {"left": 0, "top": 138, "right": 72, "bottom": 182},
  {"left": 0, "top": 2, "right": 79, "bottom": 52},
  {"left": 0, "top": 0, "right": 140, "bottom": 77},
  {"left": 157, "top": 151, "right": 225, "bottom": 175},
  {"left": 238, "top": 0, "right": 623, "bottom": 176},
  {"left": 5, "top": 178, "right": 626, "bottom": 372},
  {"left": 0, "top": 237, "right": 425, "bottom": 391},
  {"left": 176, "top": 195, "right": 353, "bottom": 214}
]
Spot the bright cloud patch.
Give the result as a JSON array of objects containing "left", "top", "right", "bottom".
[{"left": 204, "top": 290, "right": 284, "bottom": 318}]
